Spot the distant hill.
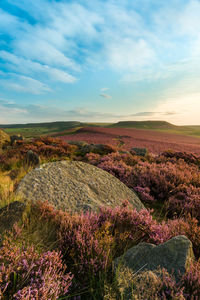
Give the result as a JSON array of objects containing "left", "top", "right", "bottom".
[
  {"left": 109, "top": 121, "right": 200, "bottom": 137},
  {"left": 0, "top": 121, "right": 83, "bottom": 138},
  {"left": 110, "top": 121, "right": 178, "bottom": 130},
  {"left": 0, "top": 121, "right": 112, "bottom": 138},
  {"left": 2, "top": 120, "right": 200, "bottom": 139},
  {"left": 0, "top": 121, "right": 82, "bottom": 129}
]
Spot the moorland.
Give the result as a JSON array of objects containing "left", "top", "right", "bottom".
[
  {"left": 2, "top": 120, "right": 200, "bottom": 138},
  {"left": 0, "top": 120, "right": 200, "bottom": 299}
]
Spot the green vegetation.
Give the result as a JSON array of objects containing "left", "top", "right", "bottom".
[
  {"left": 1, "top": 121, "right": 82, "bottom": 138},
  {"left": 110, "top": 120, "right": 178, "bottom": 130},
  {"left": 1, "top": 121, "right": 113, "bottom": 138},
  {"left": 3, "top": 120, "right": 200, "bottom": 139},
  {"left": 110, "top": 121, "right": 200, "bottom": 137}
]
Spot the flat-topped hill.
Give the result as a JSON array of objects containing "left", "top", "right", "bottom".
[{"left": 110, "top": 120, "right": 178, "bottom": 130}]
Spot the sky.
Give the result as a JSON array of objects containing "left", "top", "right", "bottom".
[{"left": 0, "top": 0, "right": 200, "bottom": 125}]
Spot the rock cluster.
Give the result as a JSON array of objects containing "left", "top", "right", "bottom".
[{"left": 68, "top": 141, "right": 115, "bottom": 155}]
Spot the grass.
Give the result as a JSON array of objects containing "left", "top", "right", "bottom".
[
  {"left": 1, "top": 121, "right": 113, "bottom": 139},
  {"left": 2, "top": 121, "right": 82, "bottom": 138}
]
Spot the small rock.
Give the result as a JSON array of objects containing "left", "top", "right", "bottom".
[
  {"left": 0, "top": 201, "right": 26, "bottom": 235},
  {"left": 26, "top": 150, "right": 40, "bottom": 166},
  {"left": 114, "top": 235, "right": 194, "bottom": 280},
  {"left": 131, "top": 147, "right": 148, "bottom": 157}
]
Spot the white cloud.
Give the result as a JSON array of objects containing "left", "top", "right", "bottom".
[
  {"left": 0, "top": 73, "right": 52, "bottom": 94},
  {"left": 0, "top": 51, "right": 76, "bottom": 83},
  {"left": 107, "top": 38, "right": 155, "bottom": 71}
]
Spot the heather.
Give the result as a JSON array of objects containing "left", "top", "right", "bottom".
[
  {"left": 1, "top": 136, "right": 200, "bottom": 298},
  {"left": 0, "top": 237, "right": 73, "bottom": 299},
  {"left": 85, "top": 150, "right": 200, "bottom": 220},
  {"left": 18, "top": 200, "right": 200, "bottom": 298},
  {"left": 61, "top": 126, "right": 200, "bottom": 155}
]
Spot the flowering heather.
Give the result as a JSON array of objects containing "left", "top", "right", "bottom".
[
  {"left": 85, "top": 151, "right": 200, "bottom": 219},
  {"left": 61, "top": 126, "right": 200, "bottom": 155},
  {"left": 34, "top": 200, "right": 200, "bottom": 269},
  {"left": 0, "top": 136, "right": 77, "bottom": 171},
  {"left": 0, "top": 238, "right": 73, "bottom": 299}
]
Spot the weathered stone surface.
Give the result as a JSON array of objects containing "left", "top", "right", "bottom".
[
  {"left": 17, "top": 160, "right": 145, "bottom": 213},
  {"left": 131, "top": 147, "right": 148, "bottom": 157},
  {"left": 114, "top": 235, "right": 194, "bottom": 280},
  {"left": 0, "top": 201, "right": 26, "bottom": 235},
  {"left": 68, "top": 141, "right": 115, "bottom": 155},
  {"left": 0, "top": 129, "right": 10, "bottom": 149},
  {"left": 26, "top": 150, "right": 40, "bottom": 166}
]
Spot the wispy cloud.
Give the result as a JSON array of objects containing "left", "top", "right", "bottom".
[
  {"left": 0, "top": 51, "right": 76, "bottom": 84},
  {"left": 100, "top": 93, "right": 112, "bottom": 99},
  {"left": 131, "top": 112, "right": 157, "bottom": 117},
  {"left": 101, "top": 87, "right": 109, "bottom": 92},
  {"left": 0, "top": 99, "right": 178, "bottom": 124},
  {"left": 0, "top": 72, "right": 52, "bottom": 94}
]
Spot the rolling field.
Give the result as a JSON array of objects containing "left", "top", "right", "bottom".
[{"left": 61, "top": 126, "right": 200, "bottom": 155}]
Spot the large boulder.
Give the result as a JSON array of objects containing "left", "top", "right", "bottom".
[
  {"left": 0, "top": 129, "right": 10, "bottom": 149},
  {"left": 114, "top": 235, "right": 194, "bottom": 281},
  {"left": 17, "top": 160, "right": 145, "bottom": 213}
]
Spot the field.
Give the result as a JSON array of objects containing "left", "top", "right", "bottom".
[
  {"left": 1, "top": 134, "right": 200, "bottom": 299},
  {"left": 61, "top": 126, "right": 200, "bottom": 155}
]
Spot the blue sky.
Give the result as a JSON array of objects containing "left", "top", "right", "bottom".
[{"left": 0, "top": 0, "right": 200, "bottom": 124}]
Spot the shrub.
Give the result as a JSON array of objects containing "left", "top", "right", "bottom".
[
  {"left": 33, "top": 200, "right": 155, "bottom": 282},
  {"left": 181, "top": 259, "right": 200, "bottom": 299},
  {"left": 161, "top": 150, "right": 200, "bottom": 165},
  {"left": 0, "top": 238, "right": 73, "bottom": 299},
  {"left": 149, "top": 216, "right": 200, "bottom": 258}
]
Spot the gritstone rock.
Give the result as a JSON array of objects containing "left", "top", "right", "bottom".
[
  {"left": 0, "top": 201, "right": 26, "bottom": 235},
  {"left": 26, "top": 150, "right": 40, "bottom": 166},
  {"left": 131, "top": 147, "right": 148, "bottom": 157},
  {"left": 17, "top": 160, "right": 145, "bottom": 213},
  {"left": 114, "top": 235, "right": 194, "bottom": 281}
]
